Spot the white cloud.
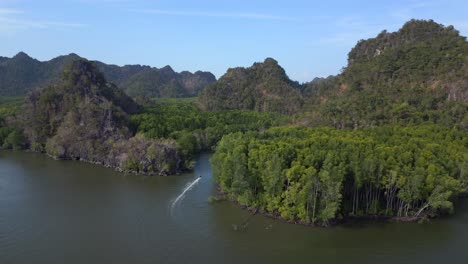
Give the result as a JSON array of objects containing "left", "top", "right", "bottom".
[
  {"left": 129, "top": 8, "right": 295, "bottom": 21},
  {"left": 0, "top": 8, "right": 86, "bottom": 33}
]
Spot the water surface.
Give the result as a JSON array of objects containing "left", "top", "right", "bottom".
[{"left": 1, "top": 151, "right": 467, "bottom": 263}]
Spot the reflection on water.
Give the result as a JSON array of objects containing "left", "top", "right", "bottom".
[{"left": 1, "top": 151, "right": 467, "bottom": 264}]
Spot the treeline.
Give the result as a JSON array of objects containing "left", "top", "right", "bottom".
[
  {"left": 302, "top": 89, "right": 468, "bottom": 129},
  {"left": 212, "top": 125, "right": 467, "bottom": 225},
  {"left": 131, "top": 98, "right": 286, "bottom": 165}
]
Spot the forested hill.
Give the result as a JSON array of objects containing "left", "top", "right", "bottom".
[
  {"left": 13, "top": 59, "right": 187, "bottom": 175},
  {"left": 0, "top": 52, "right": 216, "bottom": 98},
  {"left": 198, "top": 58, "right": 303, "bottom": 115},
  {"left": 302, "top": 19, "right": 468, "bottom": 129},
  {"left": 0, "top": 59, "right": 287, "bottom": 174}
]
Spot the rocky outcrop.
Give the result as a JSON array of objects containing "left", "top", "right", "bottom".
[
  {"left": 21, "top": 59, "right": 186, "bottom": 175},
  {"left": 198, "top": 58, "right": 303, "bottom": 115}
]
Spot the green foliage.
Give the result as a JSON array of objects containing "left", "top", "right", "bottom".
[
  {"left": 0, "top": 96, "right": 23, "bottom": 121},
  {"left": 301, "top": 20, "right": 468, "bottom": 129},
  {"left": 131, "top": 98, "right": 287, "bottom": 159},
  {"left": 0, "top": 97, "right": 25, "bottom": 149},
  {"left": 198, "top": 58, "right": 303, "bottom": 115},
  {"left": 212, "top": 125, "right": 467, "bottom": 225},
  {"left": 1, "top": 129, "right": 27, "bottom": 150},
  {"left": 14, "top": 59, "right": 186, "bottom": 175},
  {"left": 21, "top": 60, "right": 139, "bottom": 147},
  {"left": 0, "top": 127, "right": 12, "bottom": 147}
]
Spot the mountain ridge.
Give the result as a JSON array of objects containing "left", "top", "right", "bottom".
[{"left": 0, "top": 52, "right": 216, "bottom": 97}]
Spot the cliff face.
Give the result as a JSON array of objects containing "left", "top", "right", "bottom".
[
  {"left": 198, "top": 58, "right": 303, "bottom": 115},
  {"left": 21, "top": 59, "right": 185, "bottom": 175}
]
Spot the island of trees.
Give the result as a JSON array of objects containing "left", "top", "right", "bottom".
[
  {"left": 212, "top": 126, "right": 466, "bottom": 225},
  {"left": 0, "top": 19, "right": 466, "bottom": 224}
]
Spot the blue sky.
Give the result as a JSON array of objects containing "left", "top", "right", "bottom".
[{"left": 0, "top": 0, "right": 467, "bottom": 82}]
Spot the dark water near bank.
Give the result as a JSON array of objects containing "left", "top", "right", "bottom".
[{"left": 1, "top": 151, "right": 467, "bottom": 264}]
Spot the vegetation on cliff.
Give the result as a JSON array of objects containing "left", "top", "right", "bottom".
[
  {"left": 198, "top": 58, "right": 303, "bottom": 115},
  {"left": 9, "top": 60, "right": 185, "bottom": 175},
  {"left": 302, "top": 19, "right": 467, "bottom": 129},
  {"left": 196, "top": 20, "right": 467, "bottom": 128}
]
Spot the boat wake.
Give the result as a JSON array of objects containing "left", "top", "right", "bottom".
[{"left": 170, "top": 177, "right": 201, "bottom": 210}]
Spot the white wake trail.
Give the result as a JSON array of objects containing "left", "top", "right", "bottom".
[{"left": 171, "top": 177, "right": 201, "bottom": 209}]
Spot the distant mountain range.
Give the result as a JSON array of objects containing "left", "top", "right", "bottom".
[{"left": 0, "top": 52, "right": 216, "bottom": 97}]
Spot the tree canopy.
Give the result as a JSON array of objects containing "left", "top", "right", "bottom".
[{"left": 212, "top": 125, "right": 467, "bottom": 225}]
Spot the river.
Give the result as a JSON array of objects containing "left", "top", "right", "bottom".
[{"left": 1, "top": 151, "right": 467, "bottom": 263}]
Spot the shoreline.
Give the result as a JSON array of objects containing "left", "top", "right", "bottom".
[
  {"left": 212, "top": 189, "right": 461, "bottom": 228},
  {"left": 2, "top": 149, "right": 466, "bottom": 226},
  {"left": 0, "top": 149, "right": 188, "bottom": 176}
]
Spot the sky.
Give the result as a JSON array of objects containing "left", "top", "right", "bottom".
[{"left": 0, "top": 0, "right": 467, "bottom": 82}]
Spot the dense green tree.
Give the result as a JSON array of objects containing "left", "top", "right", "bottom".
[
  {"left": 2, "top": 129, "right": 26, "bottom": 150},
  {"left": 131, "top": 98, "right": 286, "bottom": 158},
  {"left": 212, "top": 126, "right": 467, "bottom": 225}
]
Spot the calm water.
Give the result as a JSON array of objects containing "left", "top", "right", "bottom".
[{"left": 1, "top": 151, "right": 467, "bottom": 264}]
